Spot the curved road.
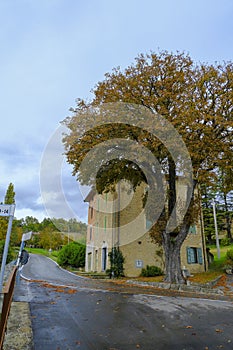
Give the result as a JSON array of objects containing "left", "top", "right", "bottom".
[
  {"left": 13, "top": 254, "right": 233, "bottom": 350},
  {"left": 20, "top": 254, "right": 98, "bottom": 288}
]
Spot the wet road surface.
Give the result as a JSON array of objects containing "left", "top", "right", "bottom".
[{"left": 13, "top": 254, "right": 233, "bottom": 350}]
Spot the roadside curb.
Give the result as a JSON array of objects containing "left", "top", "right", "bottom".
[{"left": 126, "top": 276, "right": 226, "bottom": 296}]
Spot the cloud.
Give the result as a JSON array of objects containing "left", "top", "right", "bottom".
[
  {"left": 0, "top": 132, "right": 88, "bottom": 222},
  {"left": 0, "top": 0, "right": 232, "bottom": 224}
]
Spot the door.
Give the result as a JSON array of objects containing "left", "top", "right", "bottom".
[{"left": 102, "top": 247, "right": 107, "bottom": 271}]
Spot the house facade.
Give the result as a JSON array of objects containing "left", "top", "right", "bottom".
[{"left": 85, "top": 180, "right": 208, "bottom": 277}]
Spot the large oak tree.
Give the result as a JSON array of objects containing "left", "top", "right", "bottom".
[{"left": 63, "top": 51, "right": 233, "bottom": 283}]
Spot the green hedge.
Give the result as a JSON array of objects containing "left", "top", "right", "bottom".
[
  {"left": 140, "top": 265, "right": 163, "bottom": 277},
  {"left": 0, "top": 240, "right": 14, "bottom": 264},
  {"left": 57, "top": 242, "right": 86, "bottom": 268},
  {"left": 226, "top": 249, "right": 233, "bottom": 263}
]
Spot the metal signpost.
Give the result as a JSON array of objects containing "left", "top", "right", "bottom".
[
  {"left": 16, "top": 231, "right": 32, "bottom": 266},
  {"left": 0, "top": 204, "right": 15, "bottom": 292}
]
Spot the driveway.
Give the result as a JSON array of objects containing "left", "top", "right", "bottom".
[{"left": 12, "top": 254, "right": 233, "bottom": 350}]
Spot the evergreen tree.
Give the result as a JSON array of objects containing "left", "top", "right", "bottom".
[
  {"left": 216, "top": 168, "right": 233, "bottom": 241},
  {"left": 201, "top": 184, "right": 216, "bottom": 244},
  {"left": 0, "top": 183, "right": 16, "bottom": 240},
  {"left": 108, "top": 247, "right": 125, "bottom": 278},
  {"left": 4, "top": 183, "right": 15, "bottom": 204}
]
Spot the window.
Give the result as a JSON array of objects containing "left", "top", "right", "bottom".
[
  {"left": 90, "top": 206, "right": 94, "bottom": 218},
  {"left": 189, "top": 225, "right": 196, "bottom": 234},
  {"left": 187, "top": 247, "right": 203, "bottom": 264},
  {"left": 89, "top": 226, "right": 93, "bottom": 241},
  {"left": 146, "top": 218, "right": 152, "bottom": 230}
]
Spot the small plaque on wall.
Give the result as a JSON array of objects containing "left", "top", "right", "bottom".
[{"left": 135, "top": 260, "right": 143, "bottom": 268}]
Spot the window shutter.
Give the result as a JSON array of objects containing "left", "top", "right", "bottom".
[
  {"left": 104, "top": 216, "right": 107, "bottom": 231},
  {"left": 187, "top": 247, "right": 192, "bottom": 264},
  {"left": 197, "top": 248, "right": 203, "bottom": 264}
]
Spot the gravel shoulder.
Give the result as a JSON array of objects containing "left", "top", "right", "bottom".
[{"left": 3, "top": 301, "right": 33, "bottom": 350}]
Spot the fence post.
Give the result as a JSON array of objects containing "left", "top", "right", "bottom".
[{"left": 0, "top": 266, "right": 17, "bottom": 349}]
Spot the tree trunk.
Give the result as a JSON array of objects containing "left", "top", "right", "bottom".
[
  {"left": 168, "top": 157, "right": 176, "bottom": 217},
  {"left": 162, "top": 180, "right": 196, "bottom": 284},
  {"left": 162, "top": 230, "right": 186, "bottom": 284},
  {"left": 160, "top": 157, "right": 196, "bottom": 284}
]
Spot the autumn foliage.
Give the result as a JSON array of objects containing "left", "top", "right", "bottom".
[{"left": 63, "top": 51, "right": 233, "bottom": 283}]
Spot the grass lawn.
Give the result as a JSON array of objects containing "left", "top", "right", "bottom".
[
  {"left": 26, "top": 247, "right": 58, "bottom": 262},
  {"left": 208, "top": 244, "right": 233, "bottom": 270},
  {"left": 208, "top": 244, "right": 231, "bottom": 259}
]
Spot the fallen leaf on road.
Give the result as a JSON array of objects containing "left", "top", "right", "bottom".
[
  {"left": 186, "top": 325, "right": 193, "bottom": 329},
  {"left": 67, "top": 289, "right": 77, "bottom": 294},
  {"left": 215, "top": 329, "right": 223, "bottom": 333},
  {"left": 41, "top": 282, "right": 77, "bottom": 294}
]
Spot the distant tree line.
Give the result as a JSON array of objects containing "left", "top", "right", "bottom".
[
  {"left": 0, "top": 183, "right": 87, "bottom": 253},
  {"left": 6, "top": 216, "right": 87, "bottom": 250}
]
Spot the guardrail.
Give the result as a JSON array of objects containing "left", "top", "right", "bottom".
[{"left": 0, "top": 266, "right": 17, "bottom": 350}]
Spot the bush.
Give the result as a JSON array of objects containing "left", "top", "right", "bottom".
[
  {"left": 226, "top": 249, "right": 233, "bottom": 264},
  {"left": 0, "top": 240, "right": 14, "bottom": 264},
  {"left": 57, "top": 242, "right": 86, "bottom": 268},
  {"left": 140, "top": 265, "right": 163, "bottom": 277},
  {"left": 107, "top": 247, "right": 125, "bottom": 278},
  {"left": 221, "top": 237, "right": 231, "bottom": 246}
]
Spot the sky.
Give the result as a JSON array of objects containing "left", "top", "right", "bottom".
[{"left": 0, "top": 0, "right": 233, "bottom": 223}]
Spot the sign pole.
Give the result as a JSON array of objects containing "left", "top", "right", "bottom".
[
  {"left": 16, "top": 241, "right": 25, "bottom": 267},
  {"left": 0, "top": 204, "right": 15, "bottom": 292},
  {"left": 16, "top": 231, "right": 32, "bottom": 266}
]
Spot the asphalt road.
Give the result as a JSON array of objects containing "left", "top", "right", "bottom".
[{"left": 13, "top": 254, "right": 233, "bottom": 350}]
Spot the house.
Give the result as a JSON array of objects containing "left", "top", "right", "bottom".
[{"left": 84, "top": 180, "right": 208, "bottom": 277}]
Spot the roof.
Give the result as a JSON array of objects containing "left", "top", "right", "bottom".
[{"left": 84, "top": 188, "right": 96, "bottom": 203}]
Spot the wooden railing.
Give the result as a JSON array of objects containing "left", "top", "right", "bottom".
[{"left": 0, "top": 266, "right": 17, "bottom": 349}]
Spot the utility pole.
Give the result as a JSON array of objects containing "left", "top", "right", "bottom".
[
  {"left": 212, "top": 200, "right": 221, "bottom": 259},
  {"left": 67, "top": 222, "right": 70, "bottom": 245}
]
